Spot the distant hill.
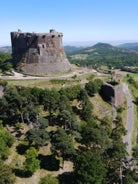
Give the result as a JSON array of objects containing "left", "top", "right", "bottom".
[
  {"left": 0, "top": 46, "right": 11, "bottom": 54},
  {"left": 117, "top": 42, "right": 138, "bottom": 51},
  {"left": 64, "top": 46, "right": 84, "bottom": 54},
  {"left": 68, "top": 42, "right": 138, "bottom": 69}
]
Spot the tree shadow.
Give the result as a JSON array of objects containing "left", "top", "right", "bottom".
[
  {"left": 132, "top": 100, "right": 138, "bottom": 105},
  {"left": 58, "top": 172, "right": 76, "bottom": 184},
  {"left": 13, "top": 169, "right": 32, "bottom": 178},
  {"left": 16, "top": 143, "right": 30, "bottom": 155},
  {"left": 38, "top": 154, "right": 60, "bottom": 171},
  {"left": 15, "top": 130, "right": 22, "bottom": 138},
  {"left": 47, "top": 115, "right": 58, "bottom": 126}
]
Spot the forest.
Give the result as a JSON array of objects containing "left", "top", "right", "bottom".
[
  {"left": 0, "top": 75, "right": 137, "bottom": 184},
  {"left": 0, "top": 49, "right": 138, "bottom": 183},
  {"left": 0, "top": 53, "right": 12, "bottom": 72}
]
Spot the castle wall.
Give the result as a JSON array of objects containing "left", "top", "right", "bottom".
[
  {"left": 101, "top": 83, "right": 115, "bottom": 103},
  {"left": 0, "top": 86, "right": 4, "bottom": 98},
  {"left": 11, "top": 29, "right": 71, "bottom": 75},
  {"left": 101, "top": 83, "right": 124, "bottom": 107},
  {"left": 114, "top": 84, "right": 124, "bottom": 107}
]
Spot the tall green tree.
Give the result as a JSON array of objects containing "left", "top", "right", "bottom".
[
  {"left": 85, "top": 79, "right": 103, "bottom": 96},
  {"left": 43, "top": 88, "right": 60, "bottom": 116},
  {"left": 0, "top": 164, "right": 15, "bottom": 184},
  {"left": 51, "top": 128, "right": 75, "bottom": 159},
  {"left": 58, "top": 110, "right": 78, "bottom": 133},
  {"left": 26, "top": 128, "right": 49, "bottom": 148},
  {"left": 74, "top": 150, "right": 107, "bottom": 184},
  {"left": 0, "top": 122, "right": 14, "bottom": 160},
  {"left": 24, "top": 147, "right": 40, "bottom": 175}
]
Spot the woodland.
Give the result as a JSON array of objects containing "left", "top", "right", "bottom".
[{"left": 0, "top": 51, "right": 138, "bottom": 184}]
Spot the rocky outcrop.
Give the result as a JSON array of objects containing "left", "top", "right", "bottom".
[{"left": 11, "top": 29, "right": 71, "bottom": 75}]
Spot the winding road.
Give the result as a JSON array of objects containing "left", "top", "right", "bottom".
[{"left": 122, "top": 83, "right": 134, "bottom": 156}]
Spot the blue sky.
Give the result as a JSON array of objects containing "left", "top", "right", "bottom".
[{"left": 1, "top": 0, "right": 138, "bottom": 45}]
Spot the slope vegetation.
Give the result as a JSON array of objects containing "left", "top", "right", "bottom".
[{"left": 68, "top": 43, "right": 138, "bottom": 69}]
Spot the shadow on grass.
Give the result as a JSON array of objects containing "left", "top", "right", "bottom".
[
  {"left": 38, "top": 154, "right": 60, "bottom": 171},
  {"left": 13, "top": 169, "right": 32, "bottom": 178},
  {"left": 58, "top": 172, "right": 76, "bottom": 184},
  {"left": 16, "top": 143, "right": 30, "bottom": 155}
]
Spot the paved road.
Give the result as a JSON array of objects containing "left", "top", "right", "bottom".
[{"left": 122, "top": 83, "right": 134, "bottom": 156}]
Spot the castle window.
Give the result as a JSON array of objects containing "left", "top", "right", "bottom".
[
  {"left": 52, "top": 35, "right": 55, "bottom": 38},
  {"left": 42, "top": 45, "right": 45, "bottom": 48},
  {"left": 42, "top": 35, "right": 45, "bottom": 38}
]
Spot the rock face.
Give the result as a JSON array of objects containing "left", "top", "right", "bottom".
[{"left": 11, "top": 29, "right": 71, "bottom": 75}]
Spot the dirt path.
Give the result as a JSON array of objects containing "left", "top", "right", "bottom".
[{"left": 0, "top": 68, "right": 99, "bottom": 81}]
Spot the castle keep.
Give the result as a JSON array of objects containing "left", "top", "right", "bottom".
[{"left": 11, "top": 29, "right": 71, "bottom": 75}]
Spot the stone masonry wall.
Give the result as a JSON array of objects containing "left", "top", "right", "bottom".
[
  {"left": 101, "top": 83, "right": 124, "bottom": 107},
  {"left": 114, "top": 84, "right": 124, "bottom": 107},
  {"left": 11, "top": 29, "right": 71, "bottom": 75}
]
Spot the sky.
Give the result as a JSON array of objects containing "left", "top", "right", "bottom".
[{"left": 1, "top": 0, "right": 138, "bottom": 46}]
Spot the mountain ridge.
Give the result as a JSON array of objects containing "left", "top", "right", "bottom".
[
  {"left": 68, "top": 42, "right": 138, "bottom": 69},
  {"left": 117, "top": 42, "right": 138, "bottom": 51}
]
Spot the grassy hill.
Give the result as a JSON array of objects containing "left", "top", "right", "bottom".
[
  {"left": 118, "top": 42, "right": 138, "bottom": 51},
  {"left": 68, "top": 43, "right": 138, "bottom": 69},
  {"left": 64, "top": 46, "right": 84, "bottom": 54}
]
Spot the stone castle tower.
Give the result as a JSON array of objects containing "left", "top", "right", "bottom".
[{"left": 11, "top": 29, "right": 71, "bottom": 75}]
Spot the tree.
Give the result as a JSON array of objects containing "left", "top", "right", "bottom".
[
  {"left": 124, "top": 169, "right": 135, "bottom": 184},
  {"left": 26, "top": 128, "right": 49, "bottom": 148},
  {"left": 58, "top": 90, "right": 72, "bottom": 112},
  {"left": 39, "top": 117, "right": 49, "bottom": 129},
  {"left": 43, "top": 88, "right": 60, "bottom": 116},
  {"left": 0, "top": 86, "right": 39, "bottom": 124},
  {"left": 0, "top": 123, "right": 14, "bottom": 160},
  {"left": 74, "top": 150, "right": 107, "bottom": 184},
  {"left": 24, "top": 147, "right": 40, "bottom": 175},
  {"left": 39, "top": 174, "right": 59, "bottom": 184},
  {"left": 81, "top": 124, "right": 110, "bottom": 150},
  {"left": 51, "top": 128, "right": 75, "bottom": 159},
  {"left": 1, "top": 62, "right": 13, "bottom": 72},
  {"left": 104, "top": 140, "right": 127, "bottom": 183},
  {"left": 65, "top": 85, "right": 82, "bottom": 100},
  {"left": 85, "top": 79, "right": 103, "bottom": 96},
  {"left": 0, "top": 164, "right": 15, "bottom": 184},
  {"left": 58, "top": 110, "right": 78, "bottom": 133},
  {"left": 100, "top": 117, "right": 112, "bottom": 135},
  {"left": 77, "top": 89, "right": 93, "bottom": 121}
]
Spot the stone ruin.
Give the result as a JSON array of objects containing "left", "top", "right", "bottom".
[
  {"left": 100, "top": 72, "right": 124, "bottom": 107},
  {"left": 101, "top": 82, "right": 124, "bottom": 107},
  {"left": 11, "top": 29, "right": 71, "bottom": 75}
]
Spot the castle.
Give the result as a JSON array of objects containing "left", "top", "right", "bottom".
[{"left": 11, "top": 29, "right": 71, "bottom": 75}]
